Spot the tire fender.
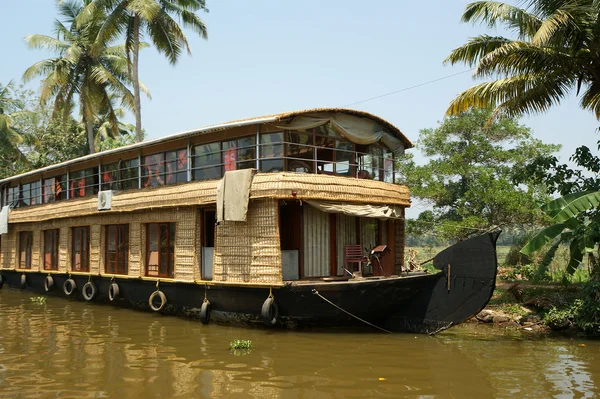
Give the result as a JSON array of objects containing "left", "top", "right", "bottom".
[
  {"left": 108, "top": 282, "right": 120, "bottom": 301},
  {"left": 82, "top": 281, "right": 97, "bottom": 301},
  {"left": 149, "top": 290, "right": 167, "bottom": 312},
  {"left": 261, "top": 296, "right": 278, "bottom": 327},
  {"left": 0, "top": 274, "right": 4, "bottom": 289},
  {"left": 63, "top": 278, "right": 76, "bottom": 296},
  {"left": 44, "top": 275, "right": 55, "bottom": 292},
  {"left": 200, "top": 299, "right": 211, "bottom": 324}
]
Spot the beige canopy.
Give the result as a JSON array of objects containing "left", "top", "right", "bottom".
[
  {"left": 305, "top": 200, "right": 404, "bottom": 220},
  {"left": 272, "top": 112, "right": 405, "bottom": 156}
]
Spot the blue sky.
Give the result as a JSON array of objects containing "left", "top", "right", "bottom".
[{"left": 1, "top": 0, "right": 599, "bottom": 216}]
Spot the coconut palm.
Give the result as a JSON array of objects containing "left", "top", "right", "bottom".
[
  {"left": 79, "top": 0, "right": 208, "bottom": 142},
  {"left": 24, "top": 0, "right": 135, "bottom": 154},
  {"left": 445, "top": 0, "right": 600, "bottom": 120},
  {"left": 0, "top": 81, "right": 26, "bottom": 160}
]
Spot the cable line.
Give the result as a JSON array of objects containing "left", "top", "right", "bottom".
[{"left": 342, "top": 69, "right": 474, "bottom": 107}]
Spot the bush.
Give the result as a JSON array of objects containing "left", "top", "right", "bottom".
[
  {"left": 544, "top": 299, "right": 582, "bottom": 330},
  {"left": 574, "top": 282, "right": 600, "bottom": 336},
  {"left": 505, "top": 243, "right": 531, "bottom": 266}
]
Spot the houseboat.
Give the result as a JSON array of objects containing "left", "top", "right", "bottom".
[{"left": 0, "top": 108, "right": 499, "bottom": 334}]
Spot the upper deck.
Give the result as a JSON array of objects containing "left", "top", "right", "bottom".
[{"left": 0, "top": 108, "right": 412, "bottom": 212}]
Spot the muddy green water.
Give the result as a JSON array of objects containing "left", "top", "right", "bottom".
[{"left": 1, "top": 289, "right": 599, "bottom": 398}]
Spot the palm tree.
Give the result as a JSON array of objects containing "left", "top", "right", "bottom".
[
  {"left": 24, "top": 0, "right": 135, "bottom": 154},
  {"left": 0, "top": 81, "right": 25, "bottom": 159},
  {"left": 79, "top": 0, "right": 208, "bottom": 142},
  {"left": 445, "top": 1, "right": 600, "bottom": 120}
]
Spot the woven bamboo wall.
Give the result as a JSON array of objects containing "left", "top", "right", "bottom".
[
  {"left": 1, "top": 207, "right": 198, "bottom": 282},
  {"left": 213, "top": 199, "right": 282, "bottom": 284},
  {"left": 8, "top": 173, "right": 410, "bottom": 225},
  {"left": 250, "top": 173, "right": 410, "bottom": 206}
]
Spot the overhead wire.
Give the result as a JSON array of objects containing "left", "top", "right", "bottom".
[{"left": 342, "top": 69, "right": 474, "bottom": 107}]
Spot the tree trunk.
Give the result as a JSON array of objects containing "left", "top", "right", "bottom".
[
  {"left": 591, "top": 252, "right": 600, "bottom": 282},
  {"left": 86, "top": 119, "right": 95, "bottom": 154},
  {"left": 132, "top": 14, "right": 143, "bottom": 143}
]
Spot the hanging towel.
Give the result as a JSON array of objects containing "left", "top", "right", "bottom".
[
  {"left": 0, "top": 206, "right": 9, "bottom": 235},
  {"left": 217, "top": 169, "right": 254, "bottom": 222}
]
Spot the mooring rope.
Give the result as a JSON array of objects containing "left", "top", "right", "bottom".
[{"left": 311, "top": 289, "right": 392, "bottom": 334}]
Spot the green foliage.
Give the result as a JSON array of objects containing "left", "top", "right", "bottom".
[
  {"left": 574, "top": 282, "right": 600, "bottom": 336},
  {"left": 544, "top": 299, "right": 583, "bottom": 330},
  {"left": 519, "top": 141, "right": 600, "bottom": 280},
  {"left": 24, "top": 0, "right": 136, "bottom": 154},
  {"left": 79, "top": 0, "right": 209, "bottom": 141},
  {"left": 30, "top": 296, "right": 46, "bottom": 304},
  {"left": 397, "top": 108, "right": 559, "bottom": 241},
  {"left": 446, "top": 1, "right": 600, "bottom": 121},
  {"left": 0, "top": 84, "right": 137, "bottom": 179},
  {"left": 230, "top": 339, "right": 253, "bottom": 355}
]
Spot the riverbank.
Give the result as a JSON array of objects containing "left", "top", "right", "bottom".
[{"left": 466, "top": 280, "right": 589, "bottom": 337}]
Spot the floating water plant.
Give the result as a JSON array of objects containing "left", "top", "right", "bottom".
[
  {"left": 30, "top": 296, "right": 46, "bottom": 304},
  {"left": 230, "top": 339, "right": 253, "bottom": 355},
  {"left": 230, "top": 339, "right": 253, "bottom": 350}
]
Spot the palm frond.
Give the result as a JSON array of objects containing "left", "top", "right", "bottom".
[{"left": 461, "top": 1, "right": 542, "bottom": 39}]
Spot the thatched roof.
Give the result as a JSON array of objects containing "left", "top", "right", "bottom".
[{"left": 0, "top": 108, "right": 412, "bottom": 185}]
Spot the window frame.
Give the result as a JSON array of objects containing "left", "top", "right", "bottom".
[
  {"left": 18, "top": 231, "right": 33, "bottom": 269},
  {"left": 105, "top": 224, "right": 129, "bottom": 275},
  {"left": 72, "top": 226, "right": 90, "bottom": 272},
  {"left": 43, "top": 229, "right": 60, "bottom": 271},
  {"left": 145, "top": 222, "right": 176, "bottom": 278}
]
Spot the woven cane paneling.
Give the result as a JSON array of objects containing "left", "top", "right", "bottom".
[
  {"left": 58, "top": 227, "right": 69, "bottom": 273},
  {"left": 250, "top": 173, "right": 410, "bottom": 206},
  {"left": 0, "top": 207, "right": 198, "bottom": 283},
  {"left": 129, "top": 222, "right": 142, "bottom": 278},
  {"left": 90, "top": 225, "right": 101, "bottom": 274},
  {"left": 213, "top": 199, "right": 282, "bottom": 284},
  {"left": 194, "top": 209, "right": 203, "bottom": 281},
  {"left": 2, "top": 232, "right": 15, "bottom": 270}
]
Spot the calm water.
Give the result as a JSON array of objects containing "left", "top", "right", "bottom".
[{"left": 1, "top": 289, "right": 599, "bottom": 398}]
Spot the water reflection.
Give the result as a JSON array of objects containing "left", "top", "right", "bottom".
[{"left": 0, "top": 289, "right": 599, "bottom": 398}]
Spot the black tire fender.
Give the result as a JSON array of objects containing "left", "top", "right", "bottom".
[
  {"left": 200, "top": 299, "right": 211, "bottom": 324},
  {"left": 20, "top": 274, "right": 27, "bottom": 289},
  {"left": 149, "top": 290, "right": 167, "bottom": 312},
  {"left": 261, "top": 296, "right": 278, "bottom": 327},
  {"left": 63, "top": 278, "right": 76, "bottom": 296},
  {"left": 44, "top": 275, "right": 55, "bottom": 292},
  {"left": 0, "top": 274, "right": 4, "bottom": 289},
  {"left": 82, "top": 281, "right": 97, "bottom": 301},
  {"left": 108, "top": 282, "right": 120, "bottom": 301}
]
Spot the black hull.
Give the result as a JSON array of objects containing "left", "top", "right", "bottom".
[{"left": 0, "top": 232, "right": 499, "bottom": 334}]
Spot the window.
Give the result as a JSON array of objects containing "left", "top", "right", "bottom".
[
  {"left": 259, "top": 132, "right": 284, "bottom": 172},
  {"left": 43, "top": 229, "right": 59, "bottom": 270},
  {"left": 223, "top": 136, "right": 256, "bottom": 171},
  {"left": 72, "top": 226, "right": 90, "bottom": 272},
  {"left": 19, "top": 231, "right": 33, "bottom": 269},
  {"left": 70, "top": 168, "right": 99, "bottom": 198},
  {"left": 7, "top": 186, "right": 20, "bottom": 208},
  {"left": 103, "top": 158, "right": 140, "bottom": 191},
  {"left": 21, "top": 181, "right": 41, "bottom": 207},
  {"left": 146, "top": 223, "right": 175, "bottom": 278},
  {"left": 193, "top": 142, "right": 221, "bottom": 181},
  {"left": 142, "top": 149, "right": 187, "bottom": 188},
  {"left": 106, "top": 224, "right": 128, "bottom": 274},
  {"left": 286, "top": 132, "right": 314, "bottom": 173},
  {"left": 43, "top": 175, "right": 67, "bottom": 203}
]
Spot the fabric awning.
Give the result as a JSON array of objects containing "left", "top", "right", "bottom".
[
  {"left": 272, "top": 112, "right": 405, "bottom": 156},
  {"left": 305, "top": 200, "right": 404, "bottom": 220}
]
